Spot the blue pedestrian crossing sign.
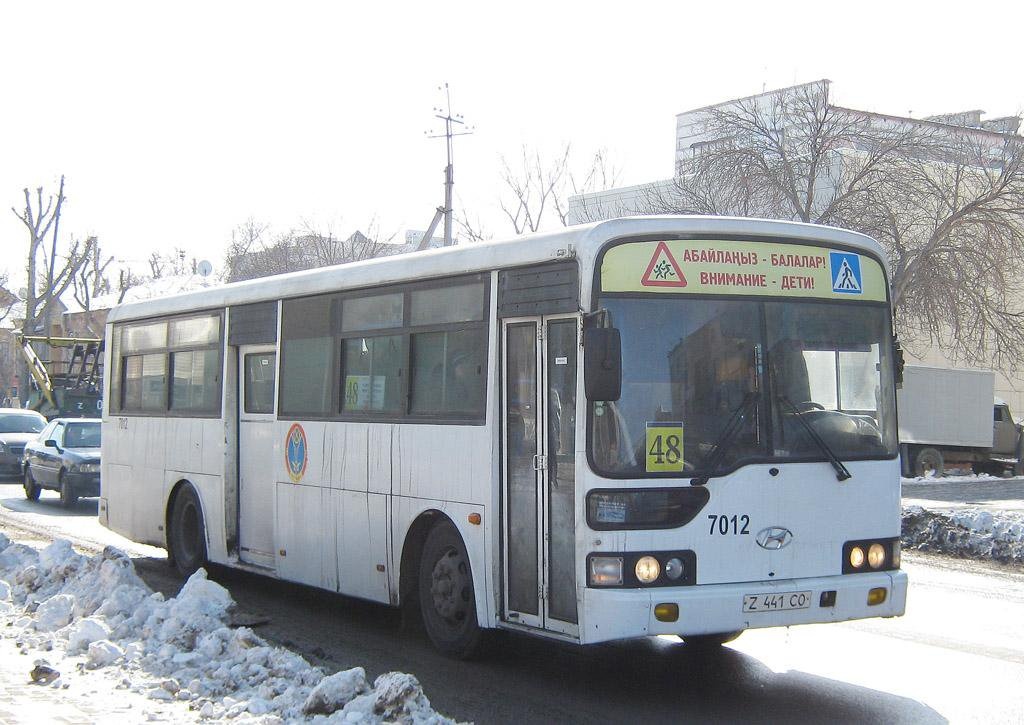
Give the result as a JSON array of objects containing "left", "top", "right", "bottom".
[{"left": 829, "top": 252, "right": 862, "bottom": 294}]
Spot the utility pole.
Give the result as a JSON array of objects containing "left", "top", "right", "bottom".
[{"left": 421, "top": 83, "right": 473, "bottom": 250}]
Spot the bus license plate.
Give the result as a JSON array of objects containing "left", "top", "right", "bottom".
[{"left": 743, "top": 591, "right": 812, "bottom": 612}]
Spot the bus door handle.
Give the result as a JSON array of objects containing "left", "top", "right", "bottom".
[{"left": 532, "top": 454, "right": 547, "bottom": 471}]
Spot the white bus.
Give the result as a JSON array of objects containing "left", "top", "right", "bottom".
[{"left": 100, "top": 216, "right": 907, "bottom": 656}]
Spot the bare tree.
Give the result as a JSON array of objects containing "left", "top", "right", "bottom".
[
  {"left": 641, "top": 83, "right": 1024, "bottom": 366},
  {"left": 224, "top": 219, "right": 397, "bottom": 283},
  {"left": 0, "top": 273, "right": 18, "bottom": 326},
  {"left": 454, "top": 208, "right": 491, "bottom": 244},
  {"left": 499, "top": 146, "right": 571, "bottom": 235},
  {"left": 148, "top": 251, "right": 166, "bottom": 279},
  {"left": 116, "top": 268, "right": 144, "bottom": 304},
  {"left": 11, "top": 176, "right": 96, "bottom": 400},
  {"left": 489, "top": 144, "right": 621, "bottom": 238},
  {"left": 72, "top": 236, "right": 111, "bottom": 312},
  {"left": 11, "top": 177, "right": 96, "bottom": 335}
]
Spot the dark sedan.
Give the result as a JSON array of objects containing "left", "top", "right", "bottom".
[
  {"left": 0, "top": 408, "right": 47, "bottom": 477},
  {"left": 23, "top": 418, "right": 101, "bottom": 507}
]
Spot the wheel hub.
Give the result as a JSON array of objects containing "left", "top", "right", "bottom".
[{"left": 430, "top": 548, "right": 469, "bottom": 623}]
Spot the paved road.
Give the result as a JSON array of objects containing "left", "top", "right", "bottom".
[
  {"left": 902, "top": 476, "right": 1024, "bottom": 513},
  {"left": 2, "top": 480, "right": 1023, "bottom": 723}
]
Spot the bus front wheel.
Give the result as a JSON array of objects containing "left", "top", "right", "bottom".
[
  {"left": 418, "top": 521, "right": 482, "bottom": 659},
  {"left": 682, "top": 630, "right": 743, "bottom": 647},
  {"left": 168, "top": 484, "right": 207, "bottom": 577}
]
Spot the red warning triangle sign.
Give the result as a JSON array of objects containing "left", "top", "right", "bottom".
[{"left": 641, "top": 242, "right": 687, "bottom": 287}]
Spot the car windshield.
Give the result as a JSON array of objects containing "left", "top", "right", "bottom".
[
  {"left": 64, "top": 422, "right": 101, "bottom": 448},
  {"left": 0, "top": 414, "right": 45, "bottom": 434},
  {"left": 590, "top": 297, "right": 897, "bottom": 477}
]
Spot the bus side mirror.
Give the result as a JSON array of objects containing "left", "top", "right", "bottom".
[
  {"left": 893, "top": 338, "right": 905, "bottom": 388},
  {"left": 584, "top": 328, "right": 622, "bottom": 402}
]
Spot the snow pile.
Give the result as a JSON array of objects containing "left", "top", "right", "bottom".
[
  {"left": 901, "top": 472, "right": 1004, "bottom": 485},
  {"left": 901, "top": 506, "right": 1024, "bottom": 565},
  {"left": 0, "top": 534, "right": 455, "bottom": 723}
]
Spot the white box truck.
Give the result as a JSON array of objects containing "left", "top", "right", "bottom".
[{"left": 897, "top": 365, "right": 1023, "bottom": 477}]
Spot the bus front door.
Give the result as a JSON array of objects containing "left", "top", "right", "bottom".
[
  {"left": 237, "top": 346, "right": 277, "bottom": 569},
  {"left": 502, "top": 316, "right": 578, "bottom": 635}
]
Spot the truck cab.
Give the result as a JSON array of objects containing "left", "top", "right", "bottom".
[{"left": 992, "top": 400, "right": 1022, "bottom": 457}]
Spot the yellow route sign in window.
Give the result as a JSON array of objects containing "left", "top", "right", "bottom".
[{"left": 646, "top": 422, "right": 684, "bottom": 473}]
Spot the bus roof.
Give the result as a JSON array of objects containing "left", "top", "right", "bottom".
[{"left": 107, "top": 216, "right": 887, "bottom": 323}]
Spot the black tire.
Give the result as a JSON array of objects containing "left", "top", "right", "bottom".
[
  {"left": 971, "top": 461, "right": 994, "bottom": 476},
  {"left": 913, "top": 447, "right": 944, "bottom": 478},
  {"left": 418, "top": 521, "right": 482, "bottom": 658},
  {"left": 683, "top": 630, "right": 744, "bottom": 647},
  {"left": 59, "top": 471, "right": 78, "bottom": 508},
  {"left": 23, "top": 469, "right": 40, "bottom": 501},
  {"left": 168, "top": 484, "right": 208, "bottom": 577}
]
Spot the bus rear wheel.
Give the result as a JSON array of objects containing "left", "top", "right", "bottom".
[
  {"left": 418, "top": 521, "right": 482, "bottom": 659},
  {"left": 682, "top": 630, "right": 743, "bottom": 647},
  {"left": 168, "top": 484, "right": 207, "bottom": 577}
]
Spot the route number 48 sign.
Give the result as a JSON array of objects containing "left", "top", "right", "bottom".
[{"left": 646, "top": 422, "right": 684, "bottom": 472}]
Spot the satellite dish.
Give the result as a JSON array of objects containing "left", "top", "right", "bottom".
[{"left": 197, "top": 260, "right": 213, "bottom": 277}]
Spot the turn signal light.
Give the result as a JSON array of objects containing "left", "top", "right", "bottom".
[
  {"left": 654, "top": 603, "right": 679, "bottom": 622},
  {"left": 867, "top": 587, "right": 887, "bottom": 606}
]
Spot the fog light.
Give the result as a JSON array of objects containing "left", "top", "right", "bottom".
[
  {"left": 663, "top": 557, "right": 684, "bottom": 580},
  {"left": 654, "top": 603, "right": 679, "bottom": 622},
  {"left": 868, "top": 543, "right": 886, "bottom": 569},
  {"left": 849, "top": 546, "right": 865, "bottom": 569},
  {"left": 867, "top": 587, "right": 887, "bottom": 606},
  {"left": 635, "top": 556, "right": 661, "bottom": 584},
  {"left": 589, "top": 556, "right": 623, "bottom": 586}
]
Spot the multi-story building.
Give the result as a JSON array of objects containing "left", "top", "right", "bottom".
[{"left": 569, "top": 80, "right": 1024, "bottom": 414}]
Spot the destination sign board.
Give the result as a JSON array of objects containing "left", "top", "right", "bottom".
[{"left": 600, "top": 239, "right": 887, "bottom": 302}]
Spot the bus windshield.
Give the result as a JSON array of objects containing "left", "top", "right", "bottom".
[{"left": 590, "top": 296, "right": 897, "bottom": 477}]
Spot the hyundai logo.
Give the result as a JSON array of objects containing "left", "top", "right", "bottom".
[{"left": 756, "top": 526, "right": 794, "bottom": 550}]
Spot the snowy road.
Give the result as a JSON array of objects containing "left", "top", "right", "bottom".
[{"left": 1, "top": 480, "right": 1023, "bottom": 723}]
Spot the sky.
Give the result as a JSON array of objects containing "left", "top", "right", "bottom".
[{"left": 1, "top": 0, "right": 1022, "bottom": 289}]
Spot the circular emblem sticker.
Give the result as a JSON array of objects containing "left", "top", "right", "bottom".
[{"left": 285, "top": 423, "right": 308, "bottom": 483}]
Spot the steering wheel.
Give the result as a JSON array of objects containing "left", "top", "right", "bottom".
[{"left": 796, "top": 401, "right": 825, "bottom": 412}]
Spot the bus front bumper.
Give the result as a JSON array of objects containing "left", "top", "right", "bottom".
[{"left": 580, "top": 570, "right": 908, "bottom": 645}]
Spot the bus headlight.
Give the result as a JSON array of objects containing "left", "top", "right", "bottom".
[
  {"left": 843, "top": 538, "right": 900, "bottom": 573},
  {"left": 586, "top": 551, "right": 695, "bottom": 587},
  {"left": 635, "top": 556, "right": 660, "bottom": 584},
  {"left": 589, "top": 556, "right": 623, "bottom": 586},
  {"left": 867, "top": 543, "right": 886, "bottom": 569},
  {"left": 663, "top": 557, "right": 685, "bottom": 580},
  {"left": 849, "top": 546, "right": 865, "bottom": 569}
]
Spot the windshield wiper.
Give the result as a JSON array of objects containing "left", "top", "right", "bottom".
[
  {"left": 691, "top": 392, "right": 759, "bottom": 487},
  {"left": 778, "top": 396, "right": 852, "bottom": 481}
]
